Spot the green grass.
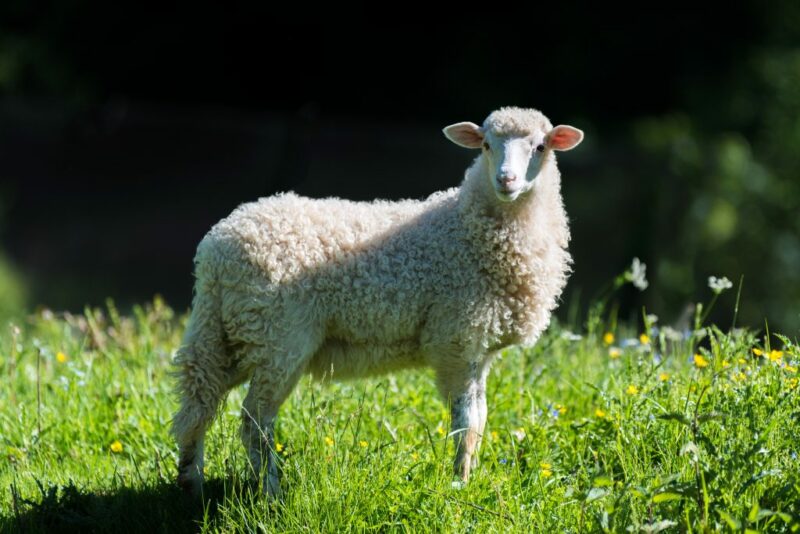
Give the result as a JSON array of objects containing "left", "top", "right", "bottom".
[{"left": 1, "top": 296, "right": 799, "bottom": 533}]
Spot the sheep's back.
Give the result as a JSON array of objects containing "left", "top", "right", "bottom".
[{"left": 206, "top": 192, "right": 446, "bottom": 285}]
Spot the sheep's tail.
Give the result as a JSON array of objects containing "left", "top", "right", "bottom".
[{"left": 171, "top": 244, "right": 228, "bottom": 443}]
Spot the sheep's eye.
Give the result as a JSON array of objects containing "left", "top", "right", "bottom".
[
  {"left": 482, "top": 142, "right": 490, "bottom": 151},
  {"left": 536, "top": 144, "right": 545, "bottom": 153}
]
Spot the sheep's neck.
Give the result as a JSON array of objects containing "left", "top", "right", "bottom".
[
  {"left": 456, "top": 155, "right": 570, "bottom": 345},
  {"left": 457, "top": 154, "right": 569, "bottom": 280}
]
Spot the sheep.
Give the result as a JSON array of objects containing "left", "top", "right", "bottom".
[{"left": 171, "top": 106, "right": 584, "bottom": 496}]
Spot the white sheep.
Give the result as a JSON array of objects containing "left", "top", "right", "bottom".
[{"left": 171, "top": 106, "right": 584, "bottom": 496}]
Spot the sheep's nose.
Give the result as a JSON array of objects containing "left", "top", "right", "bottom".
[{"left": 497, "top": 173, "right": 518, "bottom": 187}]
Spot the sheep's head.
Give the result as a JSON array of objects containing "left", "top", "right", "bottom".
[{"left": 443, "top": 107, "right": 583, "bottom": 202}]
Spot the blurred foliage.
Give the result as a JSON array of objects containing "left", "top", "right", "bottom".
[
  {"left": 631, "top": 40, "right": 800, "bottom": 331},
  {"left": 0, "top": 252, "right": 26, "bottom": 321}
]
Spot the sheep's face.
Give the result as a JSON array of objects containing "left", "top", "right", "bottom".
[
  {"left": 481, "top": 132, "right": 546, "bottom": 202},
  {"left": 444, "top": 113, "right": 583, "bottom": 203}
]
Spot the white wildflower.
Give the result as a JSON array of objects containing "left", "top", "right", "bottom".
[
  {"left": 625, "top": 257, "right": 649, "bottom": 291},
  {"left": 708, "top": 276, "right": 733, "bottom": 294},
  {"left": 693, "top": 327, "right": 708, "bottom": 340},
  {"left": 634, "top": 519, "right": 678, "bottom": 533},
  {"left": 560, "top": 331, "right": 582, "bottom": 342},
  {"left": 661, "top": 326, "right": 685, "bottom": 342}
]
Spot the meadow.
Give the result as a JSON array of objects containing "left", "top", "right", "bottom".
[{"left": 1, "top": 280, "right": 799, "bottom": 533}]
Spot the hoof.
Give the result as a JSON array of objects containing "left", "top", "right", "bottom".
[
  {"left": 451, "top": 479, "right": 467, "bottom": 490},
  {"left": 177, "top": 473, "right": 203, "bottom": 496},
  {"left": 265, "top": 473, "right": 282, "bottom": 499}
]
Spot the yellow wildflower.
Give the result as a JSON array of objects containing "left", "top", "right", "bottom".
[
  {"left": 752, "top": 348, "right": 763, "bottom": 357},
  {"left": 609, "top": 347, "right": 622, "bottom": 359},
  {"left": 722, "top": 360, "right": 730, "bottom": 368},
  {"left": 658, "top": 372, "right": 670, "bottom": 382},
  {"left": 556, "top": 404, "right": 567, "bottom": 415},
  {"left": 639, "top": 333, "right": 651, "bottom": 345},
  {"left": 594, "top": 408, "right": 606, "bottom": 418},
  {"left": 411, "top": 452, "right": 419, "bottom": 460},
  {"left": 109, "top": 440, "right": 123, "bottom": 453},
  {"left": 490, "top": 431, "right": 499, "bottom": 441},
  {"left": 358, "top": 440, "right": 368, "bottom": 448},
  {"left": 693, "top": 354, "right": 709, "bottom": 368},
  {"left": 626, "top": 385, "right": 639, "bottom": 395},
  {"left": 738, "top": 358, "right": 747, "bottom": 365},
  {"left": 784, "top": 366, "right": 797, "bottom": 374},
  {"left": 56, "top": 351, "right": 68, "bottom": 363},
  {"left": 437, "top": 426, "right": 446, "bottom": 437},
  {"left": 275, "top": 442, "right": 283, "bottom": 452},
  {"left": 603, "top": 332, "right": 615, "bottom": 345},
  {"left": 324, "top": 436, "right": 334, "bottom": 446},
  {"left": 768, "top": 350, "right": 783, "bottom": 362},
  {"left": 732, "top": 372, "right": 747, "bottom": 382},
  {"left": 788, "top": 377, "right": 798, "bottom": 389},
  {"left": 540, "top": 463, "right": 552, "bottom": 478}
]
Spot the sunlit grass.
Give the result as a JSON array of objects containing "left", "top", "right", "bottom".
[{"left": 1, "top": 296, "right": 798, "bottom": 532}]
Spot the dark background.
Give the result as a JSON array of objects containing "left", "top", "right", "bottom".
[{"left": 1, "top": 3, "right": 798, "bottom": 333}]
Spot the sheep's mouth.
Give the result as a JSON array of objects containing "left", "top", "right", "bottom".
[
  {"left": 495, "top": 181, "right": 533, "bottom": 202},
  {"left": 495, "top": 189, "right": 521, "bottom": 202}
]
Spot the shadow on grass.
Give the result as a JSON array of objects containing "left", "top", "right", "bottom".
[{"left": 2, "top": 478, "right": 236, "bottom": 534}]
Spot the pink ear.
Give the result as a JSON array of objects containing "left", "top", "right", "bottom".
[
  {"left": 442, "top": 122, "right": 484, "bottom": 149},
  {"left": 545, "top": 125, "right": 584, "bottom": 151}
]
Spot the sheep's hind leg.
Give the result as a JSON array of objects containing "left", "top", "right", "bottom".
[
  {"left": 172, "top": 353, "right": 232, "bottom": 494},
  {"left": 240, "top": 363, "right": 306, "bottom": 497}
]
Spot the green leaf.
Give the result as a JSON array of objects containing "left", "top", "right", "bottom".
[
  {"left": 718, "top": 510, "right": 741, "bottom": 530},
  {"left": 748, "top": 502, "right": 760, "bottom": 523},
  {"left": 652, "top": 492, "right": 683, "bottom": 504},
  {"left": 593, "top": 476, "right": 614, "bottom": 487},
  {"left": 586, "top": 488, "right": 609, "bottom": 502},
  {"left": 657, "top": 413, "right": 691, "bottom": 426},
  {"left": 697, "top": 412, "right": 724, "bottom": 424},
  {"left": 629, "top": 486, "right": 647, "bottom": 499},
  {"left": 755, "top": 509, "right": 793, "bottom": 523}
]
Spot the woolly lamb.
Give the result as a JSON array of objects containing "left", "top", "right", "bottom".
[{"left": 172, "top": 106, "right": 584, "bottom": 496}]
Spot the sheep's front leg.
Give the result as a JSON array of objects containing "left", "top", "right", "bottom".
[
  {"left": 436, "top": 361, "right": 487, "bottom": 482},
  {"left": 451, "top": 387, "right": 481, "bottom": 480},
  {"left": 474, "top": 377, "right": 488, "bottom": 470}
]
